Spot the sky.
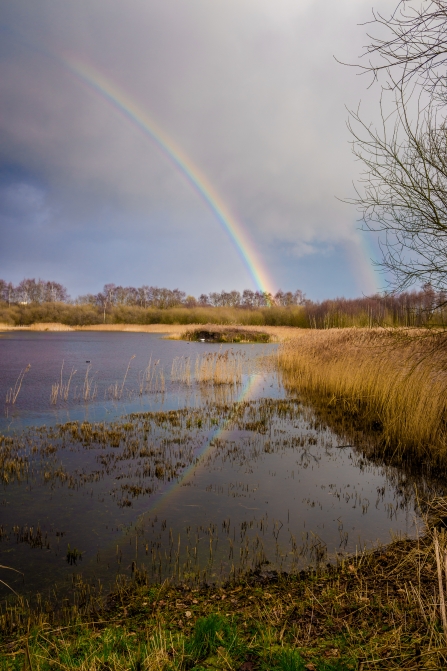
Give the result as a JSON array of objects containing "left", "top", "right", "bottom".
[{"left": 0, "top": 0, "right": 394, "bottom": 300}]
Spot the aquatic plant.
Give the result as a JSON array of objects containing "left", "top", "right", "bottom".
[
  {"left": 5, "top": 364, "right": 31, "bottom": 404},
  {"left": 50, "top": 361, "right": 77, "bottom": 404},
  {"left": 171, "top": 349, "right": 244, "bottom": 386}
]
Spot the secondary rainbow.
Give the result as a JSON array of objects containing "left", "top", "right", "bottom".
[{"left": 63, "top": 57, "right": 275, "bottom": 295}]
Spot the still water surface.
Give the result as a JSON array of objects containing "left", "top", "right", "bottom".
[{"left": 0, "top": 331, "right": 432, "bottom": 598}]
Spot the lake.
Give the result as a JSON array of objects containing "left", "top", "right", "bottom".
[{"left": 0, "top": 330, "right": 436, "bottom": 599}]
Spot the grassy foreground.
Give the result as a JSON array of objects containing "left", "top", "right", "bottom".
[{"left": 2, "top": 527, "right": 447, "bottom": 671}]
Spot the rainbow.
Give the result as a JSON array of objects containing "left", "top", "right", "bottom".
[
  {"left": 62, "top": 57, "right": 275, "bottom": 295},
  {"left": 352, "top": 231, "right": 383, "bottom": 295},
  {"left": 140, "top": 373, "right": 263, "bottom": 518}
]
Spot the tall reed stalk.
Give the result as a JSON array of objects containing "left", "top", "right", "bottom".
[
  {"left": 5, "top": 364, "right": 31, "bottom": 404},
  {"left": 82, "top": 364, "right": 95, "bottom": 401},
  {"left": 50, "top": 360, "right": 77, "bottom": 404}
]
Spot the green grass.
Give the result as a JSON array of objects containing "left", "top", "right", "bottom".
[{"left": 1, "top": 530, "right": 446, "bottom": 670}]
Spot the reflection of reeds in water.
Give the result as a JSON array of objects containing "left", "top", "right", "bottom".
[
  {"left": 5, "top": 364, "right": 31, "bottom": 404},
  {"left": 171, "top": 350, "right": 243, "bottom": 386},
  {"left": 198, "top": 383, "right": 238, "bottom": 406}
]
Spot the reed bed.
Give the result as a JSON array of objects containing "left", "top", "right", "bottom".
[
  {"left": 171, "top": 350, "right": 244, "bottom": 385},
  {"left": 75, "top": 322, "right": 298, "bottom": 342},
  {"left": 171, "top": 356, "right": 192, "bottom": 385},
  {"left": 195, "top": 350, "right": 243, "bottom": 384},
  {"left": 138, "top": 356, "right": 166, "bottom": 395},
  {"left": 181, "top": 326, "right": 271, "bottom": 343},
  {"left": 176, "top": 323, "right": 298, "bottom": 343},
  {"left": 0, "top": 321, "right": 302, "bottom": 341},
  {"left": 278, "top": 328, "right": 447, "bottom": 460},
  {"left": 0, "top": 322, "right": 75, "bottom": 331}
]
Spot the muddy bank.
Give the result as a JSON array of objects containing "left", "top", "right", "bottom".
[{"left": 2, "top": 527, "right": 447, "bottom": 670}]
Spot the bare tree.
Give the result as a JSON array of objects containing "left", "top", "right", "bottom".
[
  {"left": 348, "top": 88, "right": 447, "bottom": 292},
  {"left": 359, "top": 0, "right": 447, "bottom": 99},
  {"left": 347, "top": 0, "right": 447, "bottom": 296},
  {"left": 97, "top": 283, "right": 116, "bottom": 323}
]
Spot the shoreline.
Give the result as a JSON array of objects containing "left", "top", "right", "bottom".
[
  {"left": 0, "top": 322, "right": 303, "bottom": 341},
  {"left": 1, "top": 531, "right": 444, "bottom": 669}
]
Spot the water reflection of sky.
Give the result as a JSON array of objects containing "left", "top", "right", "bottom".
[
  {"left": 0, "top": 332, "right": 426, "bottom": 599},
  {"left": 0, "top": 331, "right": 281, "bottom": 433}
]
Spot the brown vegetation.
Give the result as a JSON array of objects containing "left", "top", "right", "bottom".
[
  {"left": 278, "top": 328, "right": 447, "bottom": 461},
  {"left": 3, "top": 525, "right": 447, "bottom": 669},
  {"left": 181, "top": 325, "right": 271, "bottom": 342},
  {"left": 0, "top": 303, "right": 309, "bottom": 328},
  {"left": 0, "top": 321, "right": 301, "bottom": 342},
  {"left": 170, "top": 350, "right": 244, "bottom": 385}
]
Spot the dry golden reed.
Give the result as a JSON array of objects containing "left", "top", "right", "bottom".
[
  {"left": 171, "top": 350, "right": 243, "bottom": 385},
  {"left": 278, "top": 328, "right": 447, "bottom": 456},
  {"left": 194, "top": 350, "right": 243, "bottom": 385}
]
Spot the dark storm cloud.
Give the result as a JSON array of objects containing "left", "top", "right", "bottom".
[{"left": 0, "top": 0, "right": 391, "bottom": 297}]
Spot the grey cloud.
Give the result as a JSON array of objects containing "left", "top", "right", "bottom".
[{"left": 0, "top": 0, "right": 392, "bottom": 297}]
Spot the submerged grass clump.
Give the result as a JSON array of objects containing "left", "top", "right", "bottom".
[{"left": 2, "top": 393, "right": 430, "bottom": 598}]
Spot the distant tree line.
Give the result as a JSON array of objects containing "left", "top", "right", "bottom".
[
  {"left": 1, "top": 278, "right": 445, "bottom": 328},
  {"left": 0, "top": 280, "right": 305, "bottom": 310},
  {"left": 305, "top": 284, "right": 447, "bottom": 328},
  {"left": 200, "top": 289, "right": 305, "bottom": 308},
  {"left": 77, "top": 285, "right": 306, "bottom": 310},
  {"left": 0, "top": 278, "right": 69, "bottom": 305}
]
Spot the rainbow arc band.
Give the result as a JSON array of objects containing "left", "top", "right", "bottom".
[
  {"left": 64, "top": 57, "right": 275, "bottom": 295},
  {"left": 3, "top": 26, "right": 381, "bottom": 296},
  {"left": 141, "top": 373, "right": 263, "bottom": 518}
]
